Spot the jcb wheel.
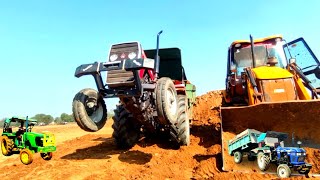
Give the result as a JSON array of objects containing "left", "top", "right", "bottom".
[
  {"left": 20, "top": 149, "right": 33, "bottom": 165},
  {"left": 257, "top": 152, "right": 270, "bottom": 171},
  {"left": 40, "top": 152, "right": 53, "bottom": 160},
  {"left": 112, "top": 104, "right": 140, "bottom": 149},
  {"left": 156, "top": 77, "right": 178, "bottom": 125},
  {"left": 234, "top": 151, "right": 243, "bottom": 164},
  {"left": 73, "top": 88, "right": 108, "bottom": 132},
  {"left": 1, "top": 136, "right": 14, "bottom": 156},
  {"left": 277, "top": 164, "right": 291, "bottom": 178}
]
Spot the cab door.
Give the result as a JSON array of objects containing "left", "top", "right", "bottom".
[{"left": 283, "top": 37, "right": 320, "bottom": 89}]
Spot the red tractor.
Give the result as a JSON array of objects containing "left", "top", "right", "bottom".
[{"left": 72, "top": 31, "right": 196, "bottom": 149}]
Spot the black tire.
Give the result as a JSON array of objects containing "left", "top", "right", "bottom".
[
  {"left": 247, "top": 152, "right": 256, "bottom": 161},
  {"left": 72, "top": 88, "right": 108, "bottom": 132},
  {"left": 234, "top": 151, "right": 243, "bottom": 164},
  {"left": 257, "top": 152, "right": 270, "bottom": 171},
  {"left": 112, "top": 104, "right": 140, "bottom": 149},
  {"left": 173, "top": 95, "right": 190, "bottom": 146},
  {"left": 40, "top": 152, "right": 53, "bottom": 160},
  {"left": 277, "top": 164, "right": 291, "bottom": 178},
  {"left": 156, "top": 77, "right": 178, "bottom": 125},
  {"left": 20, "top": 149, "right": 33, "bottom": 165},
  {"left": 1, "top": 136, "right": 14, "bottom": 156}
]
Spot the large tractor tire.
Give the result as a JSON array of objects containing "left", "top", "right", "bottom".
[
  {"left": 277, "top": 164, "right": 291, "bottom": 178},
  {"left": 172, "top": 95, "right": 190, "bottom": 146},
  {"left": 156, "top": 77, "right": 178, "bottom": 125},
  {"left": 1, "top": 136, "right": 14, "bottom": 156},
  {"left": 72, "top": 88, "right": 108, "bottom": 132},
  {"left": 40, "top": 152, "right": 53, "bottom": 160},
  {"left": 257, "top": 152, "right": 271, "bottom": 171},
  {"left": 20, "top": 149, "right": 33, "bottom": 165},
  {"left": 112, "top": 104, "right": 140, "bottom": 149}
]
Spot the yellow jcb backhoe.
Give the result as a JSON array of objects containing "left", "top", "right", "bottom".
[{"left": 221, "top": 35, "right": 320, "bottom": 171}]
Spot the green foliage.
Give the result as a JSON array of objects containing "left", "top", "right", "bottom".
[
  {"left": 32, "top": 114, "right": 54, "bottom": 125},
  {"left": 60, "top": 113, "right": 74, "bottom": 122},
  {"left": 107, "top": 111, "right": 114, "bottom": 118},
  {"left": 0, "top": 118, "right": 4, "bottom": 127}
]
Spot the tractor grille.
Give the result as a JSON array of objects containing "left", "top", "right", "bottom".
[
  {"left": 106, "top": 69, "right": 135, "bottom": 88},
  {"left": 298, "top": 156, "right": 305, "bottom": 162}
]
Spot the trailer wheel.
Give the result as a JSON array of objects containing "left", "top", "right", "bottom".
[
  {"left": 112, "top": 104, "right": 140, "bottom": 149},
  {"left": 1, "top": 136, "right": 14, "bottom": 156},
  {"left": 40, "top": 152, "right": 53, "bottom": 160},
  {"left": 277, "top": 164, "right": 291, "bottom": 178},
  {"left": 20, "top": 149, "right": 33, "bottom": 165},
  {"left": 234, "top": 151, "right": 243, "bottom": 164},
  {"left": 257, "top": 152, "right": 270, "bottom": 171},
  {"left": 156, "top": 77, "right": 178, "bottom": 125},
  {"left": 73, "top": 88, "right": 107, "bottom": 132}
]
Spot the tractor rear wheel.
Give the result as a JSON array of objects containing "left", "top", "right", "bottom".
[
  {"left": 73, "top": 88, "right": 108, "bottom": 132},
  {"left": 40, "top": 152, "right": 53, "bottom": 160},
  {"left": 112, "top": 104, "right": 140, "bottom": 149},
  {"left": 257, "top": 152, "right": 270, "bottom": 171},
  {"left": 20, "top": 149, "right": 33, "bottom": 165},
  {"left": 156, "top": 77, "right": 178, "bottom": 125},
  {"left": 1, "top": 136, "right": 14, "bottom": 156},
  {"left": 172, "top": 95, "right": 190, "bottom": 146}
]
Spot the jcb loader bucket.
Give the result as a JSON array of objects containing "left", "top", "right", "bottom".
[{"left": 220, "top": 100, "right": 320, "bottom": 172}]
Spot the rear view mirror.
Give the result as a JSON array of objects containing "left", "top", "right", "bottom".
[{"left": 289, "top": 58, "right": 296, "bottom": 64}]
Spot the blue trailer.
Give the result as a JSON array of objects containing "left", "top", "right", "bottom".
[{"left": 228, "top": 129, "right": 262, "bottom": 163}]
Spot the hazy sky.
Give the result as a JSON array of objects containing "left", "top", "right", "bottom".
[{"left": 1, "top": 0, "right": 320, "bottom": 118}]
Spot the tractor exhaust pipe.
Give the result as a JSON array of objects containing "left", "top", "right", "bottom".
[
  {"left": 250, "top": 35, "right": 256, "bottom": 68},
  {"left": 154, "top": 30, "right": 163, "bottom": 80}
]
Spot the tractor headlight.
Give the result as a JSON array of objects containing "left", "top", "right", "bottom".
[
  {"left": 128, "top": 52, "right": 137, "bottom": 59},
  {"left": 296, "top": 152, "right": 302, "bottom": 156},
  {"left": 110, "top": 54, "right": 118, "bottom": 61}
]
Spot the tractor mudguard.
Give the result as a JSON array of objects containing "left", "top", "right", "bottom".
[{"left": 221, "top": 99, "right": 320, "bottom": 172}]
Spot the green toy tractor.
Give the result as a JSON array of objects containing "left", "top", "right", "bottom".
[{"left": 1, "top": 116, "right": 56, "bottom": 165}]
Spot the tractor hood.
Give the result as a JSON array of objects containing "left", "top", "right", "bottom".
[
  {"left": 276, "top": 147, "right": 306, "bottom": 154},
  {"left": 252, "top": 66, "right": 293, "bottom": 79},
  {"left": 26, "top": 132, "right": 44, "bottom": 137}
]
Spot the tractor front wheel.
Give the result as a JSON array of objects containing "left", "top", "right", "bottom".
[
  {"left": 277, "top": 164, "right": 291, "bottom": 178},
  {"left": 156, "top": 77, "right": 178, "bottom": 125},
  {"left": 20, "top": 149, "right": 33, "bottom": 165},
  {"left": 1, "top": 136, "right": 14, "bottom": 156},
  {"left": 41, "top": 152, "right": 53, "bottom": 160},
  {"left": 73, "top": 88, "right": 108, "bottom": 132}
]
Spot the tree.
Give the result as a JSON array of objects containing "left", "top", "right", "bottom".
[
  {"left": 54, "top": 117, "right": 62, "bottom": 124},
  {"left": 60, "top": 113, "right": 74, "bottom": 122},
  {"left": 32, "top": 114, "right": 54, "bottom": 125}
]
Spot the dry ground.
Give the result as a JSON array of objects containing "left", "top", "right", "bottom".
[{"left": 0, "top": 91, "right": 319, "bottom": 180}]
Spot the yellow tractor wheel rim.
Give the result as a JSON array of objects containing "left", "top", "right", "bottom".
[
  {"left": 1, "top": 141, "right": 7, "bottom": 154},
  {"left": 21, "top": 152, "right": 29, "bottom": 163}
]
